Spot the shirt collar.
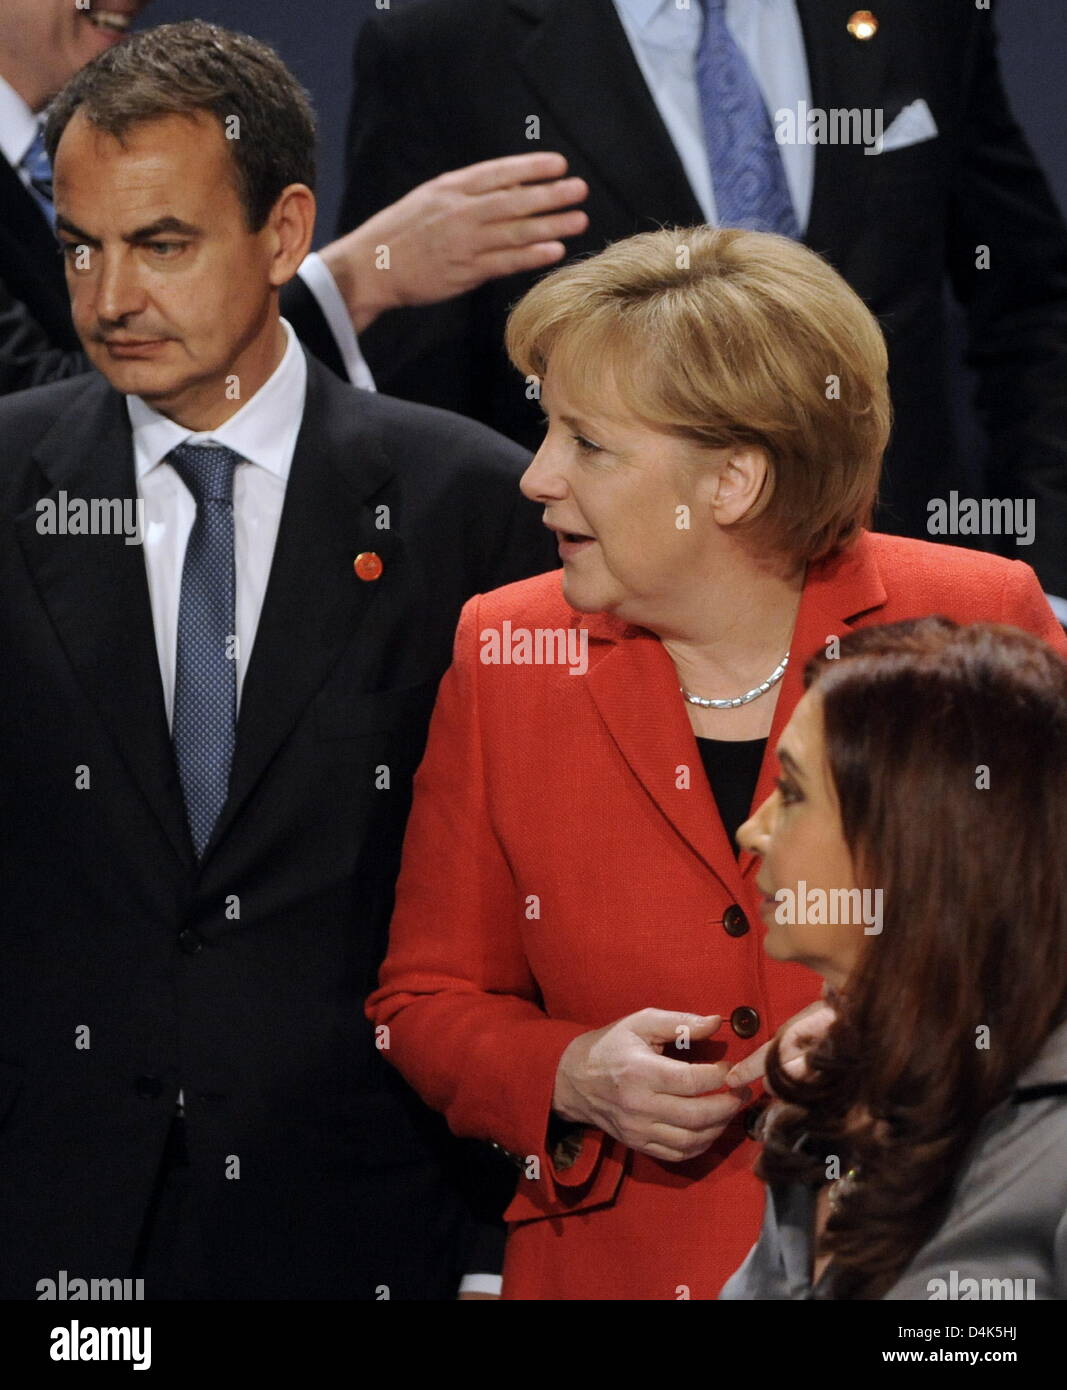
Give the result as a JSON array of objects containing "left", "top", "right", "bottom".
[
  {"left": 127, "top": 317, "right": 307, "bottom": 482},
  {"left": 615, "top": 0, "right": 774, "bottom": 29},
  {"left": 614, "top": 0, "right": 677, "bottom": 30},
  {"left": 0, "top": 74, "right": 43, "bottom": 170}
]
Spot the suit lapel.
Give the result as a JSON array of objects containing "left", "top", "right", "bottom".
[
  {"left": 583, "top": 534, "right": 888, "bottom": 894},
  {"left": 15, "top": 377, "right": 194, "bottom": 865},
  {"left": 796, "top": 0, "right": 893, "bottom": 262},
  {"left": 208, "top": 356, "right": 402, "bottom": 849},
  {"left": 511, "top": 0, "right": 704, "bottom": 229},
  {"left": 0, "top": 156, "right": 68, "bottom": 301}
]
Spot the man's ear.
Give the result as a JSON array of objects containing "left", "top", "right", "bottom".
[
  {"left": 706, "top": 446, "right": 770, "bottom": 527},
  {"left": 265, "top": 183, "right": 316, "bottom": 287}
]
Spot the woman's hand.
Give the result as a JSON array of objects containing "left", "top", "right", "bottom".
[
  {"left": 552, "top": 1009, "right": 752, "bottom": 1163},
  {"left": 724, "top": 1001, "right": 837, "bottom": 1095}
]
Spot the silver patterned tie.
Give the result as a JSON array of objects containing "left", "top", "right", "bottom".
[
  {"left": 20, "top": 123, "right": 56, "bottom": 229},
  {"left": 168, "top": 443, "right": 240, "bottom": 858},
  {"left": 696, "top": 0, "right": 801, "bottom": 237}
]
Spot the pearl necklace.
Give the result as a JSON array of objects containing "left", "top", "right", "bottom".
[{"left": 680, "top": 654, "right": 790, "bottom": 710}]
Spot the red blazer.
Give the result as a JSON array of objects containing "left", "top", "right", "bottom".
[{"left": 368, "top": 533, "right": 1067, "bottom": 1300}]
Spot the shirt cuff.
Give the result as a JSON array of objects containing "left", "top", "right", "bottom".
[
  {"left": 1045, "top": 593, "right": 1067, "bottom": 626},
  {"left": 296, "top": 253, "right": 377, "bottom": 392},
  {"left": 458, "top": 1274, "right": 503, "bottom": 1296}
]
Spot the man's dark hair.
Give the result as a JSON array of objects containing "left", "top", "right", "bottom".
[{"left": 45, "top": 20, "right": 316, "bottom": 232}]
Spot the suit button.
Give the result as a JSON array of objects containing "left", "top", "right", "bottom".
[
  {"left": 135, "top": 1076, "right": 164, "bottom": 1099},
  {"left": 722, "top": 904, "right": 749, "bottom": 937},
  {"left": 177, "top": 928, "right": 203, "bottom": 955},
  {"left": 731, "top": 1006, "right": 760, "bottom": 1039}
]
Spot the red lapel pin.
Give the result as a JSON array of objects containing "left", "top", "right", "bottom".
[
  {"left": 847, "top": 10, "right": 878, "bottom": 40},
  {"left": 353, "top": 551, "right": 383, "bottom": 582}
]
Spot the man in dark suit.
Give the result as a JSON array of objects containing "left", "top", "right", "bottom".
[
  {"left": 0, "top": 19, "right": 554, "bottom": 1299},
  {"left": 0, "top": 0, "right": 588, "bottom": 397},
  {"left": 333, "top": 0, "right": 1067, "bottom": 603}
]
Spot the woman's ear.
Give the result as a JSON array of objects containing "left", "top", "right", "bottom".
[{"left": 705, "top": 446, "right": 770, "bottom": 527}]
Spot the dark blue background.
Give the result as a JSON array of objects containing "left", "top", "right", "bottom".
[{"left": 137, "top": 0, "right": 1067, "bottom": 247}]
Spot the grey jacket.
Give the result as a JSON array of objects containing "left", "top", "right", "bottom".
[{"left": 720, "top": 1018, "right": 1067, "bottom": 1301}]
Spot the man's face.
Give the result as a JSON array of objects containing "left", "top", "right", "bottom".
[
  {"left": 54, "top": 109, "right": 283, "bottom": 422},
  {"left": 1, "top": 2, "right": 149, "bottom": 101}
]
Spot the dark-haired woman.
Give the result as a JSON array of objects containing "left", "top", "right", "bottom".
[{"left": 724, "top": 618, "right": 1067, "bottom": 1299}]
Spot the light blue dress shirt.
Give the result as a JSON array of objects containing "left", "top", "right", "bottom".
[{"left": 612, "top": 0, "right": 813, "bottom": 232}]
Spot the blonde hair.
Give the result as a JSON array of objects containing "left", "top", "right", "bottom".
[{"left": 505, "top": 226, "right": 891, "bottom": 563}]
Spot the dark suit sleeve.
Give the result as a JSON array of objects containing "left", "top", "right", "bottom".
[
  {"left": 335, "top": 14, "right": 481, "bottom": 411},
  {"left": 0, "top": 278, "right": 90, "bottom": 394},
  {"left": 482, "top": 474, "right": 560, "bottom": 592},
  {"left": 436, "top": 1135, "right": 513, "bottom": 1281},
  {"left": 946, "top": 9, "right": 1067, "bottom": 596},
  {"left": 337, "top": 14, "right": 447, "bottom": 235},
  {"left": 407, "top": 418, "right": 554, "bottom": 1281},
  {"left": 463, "top": 1219, "right": 508, "bottom": 1282},
  {"left": 279, "top": 276, "right": 348, "bottom": 381}
]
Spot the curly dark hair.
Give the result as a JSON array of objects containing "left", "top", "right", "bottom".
[
  {"left": 757, "top": 616, "right": 1067, "bottom": 1298},
  {"left": 44, "top": 20, "right": 316, "bottom": 231}
]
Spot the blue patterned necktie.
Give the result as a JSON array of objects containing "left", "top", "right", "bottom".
[
  {"left": 168, "top": 444, "right": 240, "bottom": 858},
  {"left": 696, "top": 0, "right": 800, "bottom": 238},
  {"left": 20, "top": 123, "right": 55, "bottom": 229}
]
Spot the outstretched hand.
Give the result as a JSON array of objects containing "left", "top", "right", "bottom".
[{"left": 320, "top": 152, "right": 589, "bottom": 332}]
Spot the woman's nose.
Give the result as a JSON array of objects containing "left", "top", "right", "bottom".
[
  {"left": 520, "top": 445, "right": 568, "bottom": 503},
  {"left": 737, "top": 793, "right": 773, "bottom": 856}
]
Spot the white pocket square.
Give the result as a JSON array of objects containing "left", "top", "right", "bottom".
[{"left": 874, "top": 98, "right": 939, "bottom": 154}]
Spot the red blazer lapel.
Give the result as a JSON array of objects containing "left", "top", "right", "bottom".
[
  {"left": 583, "top": 619, "right": 745, "bottom": 901},
  {"left": 739, "top": 532, "right": 889, "bottom": 883}
]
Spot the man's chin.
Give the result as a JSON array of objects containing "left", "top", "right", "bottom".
[{"left": 88, "top": 350, "right": 180, "bottom": 399}]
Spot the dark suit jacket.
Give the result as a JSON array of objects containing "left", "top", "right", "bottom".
[
  {"left": 0, "top": 351, "right": 556, "bottom": 1299},
  {"left": 0, "top": 155, "right": 78, "bottom": 362},
  {"left": 331, "top": 0, "right": 1067, "bottom": 595}
]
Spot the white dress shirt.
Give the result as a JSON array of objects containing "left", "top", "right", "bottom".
[
  {"left": 612, "top": 0, "right": 813, "bottom": 232},
  {"left": 128, "top": 317, "right": 306, "bottom": 725}
]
